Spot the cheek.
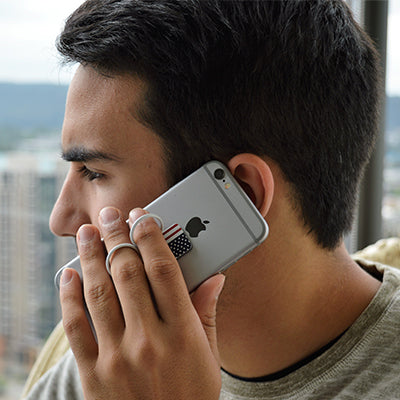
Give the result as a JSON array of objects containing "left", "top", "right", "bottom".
[
  {"left": 86, "top": 189, "right": 122, "bottom": 226},
  {"left": 111, "top": 181, "right": 168, "bottom": 219},
  {"left": 94, "top": 187, "right": 145, "bottom": 222}
]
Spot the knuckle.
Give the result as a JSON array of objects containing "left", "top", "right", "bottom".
[
  {"left": 134, "top": 220, "right": 160, "bottom": 244},
  {"left": 86, "top": 282, "right": 112, "bottom": 305},
  {"left": 134, "top": 335, "right": 164, "bottom": 369},
  {"left": 148, "top": 258, "right": 179, "bottom": 283},
  {"left": 63, "top": 314, "right": 87, "bottom": 337},
  {"left": 104, "top": 227, "right": 126, "bottom": 245},
  {"left": 200, "top": 311, "right": 217, "bottom": 331},
  {"left": 113, "top": 260, "right": 142, "bottom": 283},
  {"left": 102, "top": 351, "right": 128, "bottom": 375}
]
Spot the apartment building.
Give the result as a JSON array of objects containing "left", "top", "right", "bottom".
[{"left": 0, "top": 152, "right": 75, "bottom": 372}]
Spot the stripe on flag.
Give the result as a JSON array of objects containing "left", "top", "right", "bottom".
[{"left": 163, "top": 223, "right": 192, "bottom": 259}]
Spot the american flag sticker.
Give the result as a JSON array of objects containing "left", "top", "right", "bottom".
[{"left": 163, "top": 224, "right": 193, "bottom": 259}]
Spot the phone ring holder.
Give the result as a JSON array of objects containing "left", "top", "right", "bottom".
[
  {"left": 105, "top": 243, "right": 139, "bottom": 275},
  {"left": 105, "top": 214, "right": 164, "bottom": 275},
  {"left": 129, "top": 213, "right": 164, "bottom": 245}
]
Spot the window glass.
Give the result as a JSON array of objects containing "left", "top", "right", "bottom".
[
  {"left": 383, "top": 0, "right": 400, "bottom": 237},
  {"left": 0, "top": 1, "right": 398, "bottom": 398},
  {"left": 0, "top": 2, "right": 82, "bottom": 398}
]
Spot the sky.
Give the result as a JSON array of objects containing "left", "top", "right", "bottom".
[
  {"left": 0, "top": 0, "right": 399, "bottom": 95},
  {"left": 0, "top": 0, "right": 83, "bottom": 84}
]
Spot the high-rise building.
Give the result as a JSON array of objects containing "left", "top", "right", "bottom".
[{"left": 0, "top": 152, "right": 75, "bottom": 373}]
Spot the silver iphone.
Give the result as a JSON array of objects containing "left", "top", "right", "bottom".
[{"left": 55, "top": 160, "right": 268, "bottom": 292}]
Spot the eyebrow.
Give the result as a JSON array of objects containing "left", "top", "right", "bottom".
[{"left": 61, "top": 147, "right": 122, "bottom": 163}]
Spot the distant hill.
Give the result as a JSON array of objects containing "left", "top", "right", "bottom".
[
  {"left": 0, "top": 81, "right": 399, "bottom": 135},
  {"left": 0, "top": 82, "right": 68, "bottom": 131},
  {"left": 387, "top": 96, "right": 400, "bottom": 131}
]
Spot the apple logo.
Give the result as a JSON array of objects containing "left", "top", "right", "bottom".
[{"left": 185, "top": 217, "right": 210, "bottom": 238}]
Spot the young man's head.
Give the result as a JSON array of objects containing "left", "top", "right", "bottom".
[{"left": 54, "top": 0, "right": 381, "bottom": 249}]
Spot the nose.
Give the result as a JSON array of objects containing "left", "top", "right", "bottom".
[{"left": 49, "top": 169, "right": 89, "bottom": 237}]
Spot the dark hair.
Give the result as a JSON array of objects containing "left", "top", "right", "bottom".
[{"left": 57, "top": 0, "right": 382, "bottom": 249}]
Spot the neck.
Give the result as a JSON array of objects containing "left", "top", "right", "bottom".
[{"left": 216, "top": 241, "right": 381, "bottom": 378}]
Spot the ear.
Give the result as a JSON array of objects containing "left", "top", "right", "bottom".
[{"left": 227, "top": 154, "right": 274, "bottom": 217}]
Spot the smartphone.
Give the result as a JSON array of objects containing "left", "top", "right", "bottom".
[{"left": 55, "top": 160, "right": 268, "bottom": 293}]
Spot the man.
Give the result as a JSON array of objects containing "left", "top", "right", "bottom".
[{"left": 24, "top": 1, "right": 400, "bottom": 399}]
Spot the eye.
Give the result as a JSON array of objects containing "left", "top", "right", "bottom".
[{"left": 78, "top": 165, "right": 105, "bottom": 181}]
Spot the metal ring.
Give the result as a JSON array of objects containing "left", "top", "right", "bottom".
[
  {"left": 105, "top": 243, "right": 138, "bottom": 275},
  {"left": 129, "top": 213, "right": 164, "bottom": 245}
]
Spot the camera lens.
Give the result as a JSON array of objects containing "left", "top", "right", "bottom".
[{"left": 214, "top": 168, "right": 225, "bottom": 180}]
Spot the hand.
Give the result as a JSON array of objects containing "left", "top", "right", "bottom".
[{"left": 59, "top": 207, "right": 225, "bottom": 400}]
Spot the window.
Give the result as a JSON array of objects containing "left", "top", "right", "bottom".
[
  {"left": 0, "top": 2, "right": 81, "bottom": 398},
  {"left": 0, "top": 1, "right": 398, "bottom": 398},
  {"left": 383, "top": 0, "right": 400, "bottom": 237}
]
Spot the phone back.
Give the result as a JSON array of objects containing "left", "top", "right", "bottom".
[
  {"left": 145, "top": 161, "right": 268, "bottom": 291},
  {"left": 55, "top": 161, "right": 268, "bottom": 294}
]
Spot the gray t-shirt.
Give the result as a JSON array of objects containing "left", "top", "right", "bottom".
[
  {"left": 24, "top": 262, "right": 400, "bottom": 400},
  {"left": 220, "top": 261, "right": 400, "bottom": 399}
]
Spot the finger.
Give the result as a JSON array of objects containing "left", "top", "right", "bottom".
[
  {"left": 60, "top": 268, "right": 98, "bottom": 364},
  {"left": 191, "top": 274, "right": 225, "bottom": 361},
  {"left": 77, "top": 224, "right": 124, "bottom": 344},
  {"left": 129, "top": 208, "right": 192, "bottom": 324},
  {"left": 98, "top": 207, "right": 156, "bottom": 325}
]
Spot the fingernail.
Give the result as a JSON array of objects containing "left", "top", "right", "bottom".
[
  {"left": 78, "top": 225, "right": 95, "bottom": 243},
  {"left": 100, "top": 207, "right": 120, "bottom": 225},
  {"left": 129, "top": 208, "right": 145, "bottom": 223},
  {"left": 61, "top": 268, "right": 73, "bottom": 286}
]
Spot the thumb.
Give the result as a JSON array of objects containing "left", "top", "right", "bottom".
[{"left": 191, "top": 274, "right": 225, "bottom": 360}]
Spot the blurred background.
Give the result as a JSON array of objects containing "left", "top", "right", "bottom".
[{"left": 0, "top": 0, "right": 399, "bottom": 398}]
